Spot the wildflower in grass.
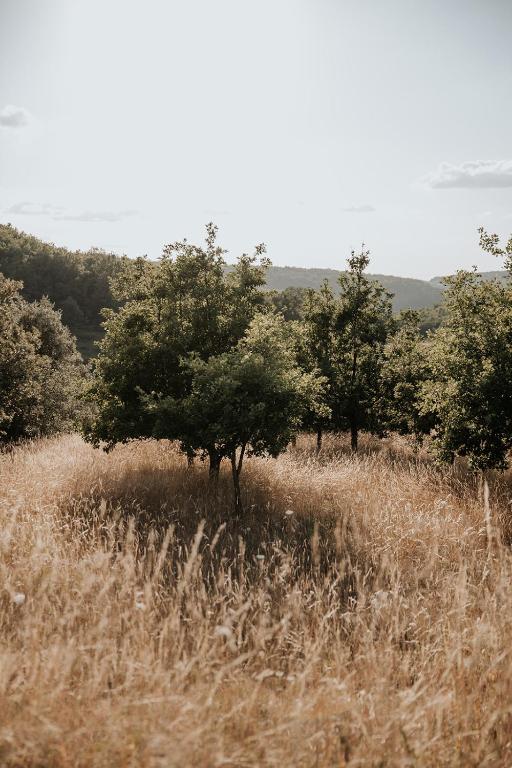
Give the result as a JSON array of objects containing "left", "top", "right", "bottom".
[{"left": 12, "top": 592, "right": 25, "bottom": 606}]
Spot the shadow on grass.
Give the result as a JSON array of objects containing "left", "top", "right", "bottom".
[
  {"left": 62, "top": 447, "right": 366, "bottom": 600},
  {"left": 61, "top": 433, "right": 512, "bottom": 592}
]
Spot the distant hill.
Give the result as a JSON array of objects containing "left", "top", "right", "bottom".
[
  {"left": 263, "top": 266, "right": 444, "bottom": 312},
  {"left": 265, "top": 266, "right": 508, "bottom": 312},
  {"left": 429, "top": 270, "right": 509, "bottom": 289}
]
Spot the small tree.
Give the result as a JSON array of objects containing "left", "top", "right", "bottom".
[
  {"left": 420, "top": 267, "right": 512, "bottom": 470},
  {"left": 334, "top": 248, "right": 394, "bottom": 451},
  {"left": 302, "top": 282, "right": 339, "bottom": 451},
  {"left": 146, "top": 314, "right": 325, "bottom": 511},
  {"left": 85, "top": 224, "right": 270, "bottom": 479}
]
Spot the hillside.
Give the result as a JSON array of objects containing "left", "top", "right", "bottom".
[
  {"left": 429, "top": 270, "right": 509, "bottom": 289},
  {"left": 263, "top": 265, "right": 444, "bottom": 311}
]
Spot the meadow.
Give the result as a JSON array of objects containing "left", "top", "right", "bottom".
[{"left": 1, "top": 433, "right": 512, "bottom": 767}]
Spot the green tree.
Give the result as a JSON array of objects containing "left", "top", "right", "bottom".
[
  {"left": 146, "top": 314, "right": 324, "bottom": 510},
  {"left": 86, "top": 224, "right": 270, "bottom": 479},
  {"left": 265, "top": 286, "right": 309, "bottom": 321},
  {"left": 334, "top": 248, "right": 394, "bottom": 451},
  {"left": 381, "top": 310, "right": 433, "bottom": 440},
  {"left": 420, "top": 267, "right": 512, "bottom": 470},
  {"left": 0, "top": 223, "right": 120, "bottom": 358},
  {"left": 479, "top": 226, "right": 512, "bottom": 273},
  {"left": 302, "top": 282, "right": 339, "bottom": 451},
  {"left": 416, "top": 303, "right": 447, "bottom": 335},
  {"left": 0, "top": 274, "right": 84, "bottom": 443},
  {"left": 300, "top": 251, "right": 394, "bottom": 452}
]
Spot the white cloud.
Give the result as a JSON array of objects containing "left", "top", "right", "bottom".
[
  {"left": 55, "top": 209, "right": 137, "bottom": 223},
  {"left": 5, "top": 202, "right": 137, "bottom": 223},
  {"left": 341, "top": 204, "right": 376, "bottom": 213},
  {"left": 422, "top": 160, "right": 512, "bottom": 189},
  {"left": 6, "top": 201, "right": 64, "bottom": 216},
  {"left": 0, "top": 105, "right": 32, "bottom": 128}
]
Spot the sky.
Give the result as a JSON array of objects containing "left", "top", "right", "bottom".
[{"left": 0, "top": 0, "right": 511, "bottom": 279}]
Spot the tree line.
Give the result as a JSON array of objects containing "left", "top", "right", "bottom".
[
  {"left": 0, "top": 223, "right": 447, "bottom": 360},
  {"left": 1, "top": 223, "right": 511, "bottom": 508}
]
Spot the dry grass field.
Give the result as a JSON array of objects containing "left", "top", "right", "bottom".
[{"left": 1, "top": 433, "right": 512, "bottom": 767}]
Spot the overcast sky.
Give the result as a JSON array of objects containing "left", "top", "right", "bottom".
[{"left": 1, "top": 0, "right": 511, "bottom": 278}]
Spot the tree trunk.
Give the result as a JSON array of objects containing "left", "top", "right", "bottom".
[
  {"left": 316, "top": 428, "right": 322, "bottom": 454},
  {"left": 208, "top": 451, "right": 221, "bottom": 489},
  {"left": 350, "top": 344, "right": 359, "bottom": 453},
  {"left": 230, "top": 444, "right": 246, "bottom": 515},
  {"left": 350, "top": 421, "right": 358, "bottom": 452}
]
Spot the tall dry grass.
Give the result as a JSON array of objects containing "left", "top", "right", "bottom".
[{"left": 1, "top": 433, "right": 512, "bottom": 767}]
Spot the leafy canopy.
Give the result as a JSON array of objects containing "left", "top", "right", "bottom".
[
  {"left": 302, "top": 247, "right": 394, "bottom": 449},
  {"left": 146, "top": 313, "right": 325, "bottom": 467},
  {"left": 0, "top": 273, "right": 85, "bottom": 443},
  {"left": 421, "top": 267, "right": 512, "bottom": 470},
  {"left": 381, "top": 310, "right": 433, "bottom": 440},
  {"left": 86, "top": 224, "right": 270, "bottom": 451}
]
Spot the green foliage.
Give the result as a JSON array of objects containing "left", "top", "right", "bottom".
[
  {"left": 0, "top": 223, "right": 120, "bottom": 358},
  {"left": 334, "top": 249, "right": 395, "bottom": 449},
  {"left": 419, "top": 230, "right": 512, "bottom": 470},
  {"left": 300, "top": 250, "right": 394, "bottom": 449},
  {"left": 7, "top": 218, "right": 511, "bottom": 476},
  {"left": 479, "top": 227, "right": 512, "bottom": 274},
  {"left": 381, "top": 310, "right": 433, "bottom": 439},
  {"left": 0, "top": 273, "right": 85, "bottom": 443},
  {"left": 86, "top": 227, "right": 326, "bottom": 509},
  {"left": 265, "top": 286, "right": 309, "bottom": 320},
  {"left": 416, "top": 303, "right": 447, "bottom": 335},
  {"left": 3, "top": 224, "right": 479, "bottom": 363},
  {"left": 146, "top": 314, "right": 323, "bottom": 507},
  {"left": 300, "top": 282, "right": 339, "bottom": 442},
  {"left": 421, "top": 267, "right": 512, "bottom": 470},
  {"left": 3, "top": 223, "right": 511, "bottom": 367},
  {"left": 86, "top": 224, "right": 270, "bottom": 454}
]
